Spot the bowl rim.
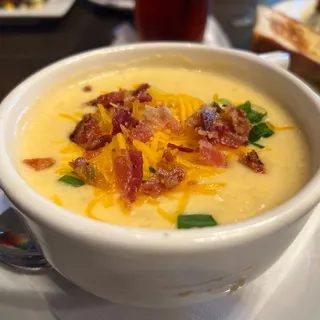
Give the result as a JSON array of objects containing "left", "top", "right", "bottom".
[{"left": 0, "top": 42, "right": 319, "bottom": 252}]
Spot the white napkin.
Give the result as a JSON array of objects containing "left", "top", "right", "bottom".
[
  {"left": 111, "top": 16, "right": 231, "bottom": 48},
  {"left": 14, "top": 204, "right": 319, "bottom": 320}
]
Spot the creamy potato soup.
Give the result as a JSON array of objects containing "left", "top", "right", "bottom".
[{"left": 17, "top": 66, "right": 310, "bottom": 229}]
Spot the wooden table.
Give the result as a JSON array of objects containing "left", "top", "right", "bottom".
[{"left": 0, "top": 0, "right": 133, "bottom": 99}]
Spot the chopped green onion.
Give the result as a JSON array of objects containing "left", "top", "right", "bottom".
[
  {"left": 58, "top": 175, "right": 85, "bottom": 187},
  {"left": 249, "top": 123, "right": 274, "bottom": 144},
  {"left": 218, "top": 98, "right": 230, "bottom": 105},
  {"left": 251, "top": 142, "right": 265, "bottom": 149},
  {"left": 177, "top": 214, "right": 218, "bottom": 229},
  {"left": 237, "top": 100, "right": 267, "bottom": 124},
  {"left": 149, "top": 167, "right": 156, "bottom": 173}
]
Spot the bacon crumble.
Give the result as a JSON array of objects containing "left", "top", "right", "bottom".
[
  {"left": 88, "top": 91, "right": 126, "bottom": 109},
  {"left": 186, "top": 104, "right": 251, "bottom": 149},
  {"left": 199, "top": 140, "right": 227, "bottom": 168},
  {"left": 114, "top": 150, "right": 143, "bottom": 204},
  {"left": 167, "top": 143, "right": 194, "bottom": 153},
  {"left": 141, "top": 165, "right": 186, "bottom": 197},
  {"left": 131, "top": 122, "right": 154, "bottom": 142},
  {"left": 238, "top": 150, "right": 266, "bottom": 173},
  {"left": 70, "top": 114, "right": 112, "bottom": 150},
  {"left": 141, "top": 150, "right": 186, "bottom": 196},
  {"left": 23, "top": 158, "right": 55, "bottom": 171},
  {"left": 44, "top": 84, "right": 273, "bottom": 210},
  {"left": 88, "top": 83, "right": 152, "bottom": 109},
  {"left": 112, "top": 108, "right": 133, "bottom": 135},
  {"left": 141, "top": 105, "right": 182, "bottom": 133}
]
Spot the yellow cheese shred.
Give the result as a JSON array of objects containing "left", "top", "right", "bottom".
[
  {"left": 274, "top": 126, "right": 295, "bottom": 131},
  {"left": 58, "top": 113, "right": 80, "bottom": 123},
  {"left": 97, "top": 104, "right": 112, "bottom": 124},
  {"left": 60, "top": 142, "right": 82, "bottom": 155},
  {"left": 157, "top": 192, "right": 190, "bottom": 224},
  {"left": 133, "top": 139, "right": 158, "bottom": 165},
  {"left": 116, "top": 133, "right": 127, "bottom": 150},
  {"left": 52, "top": 194, "right": 63, "bottom": 207}
]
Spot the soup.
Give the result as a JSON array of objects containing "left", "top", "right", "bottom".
[{"left": 16, "top": 66, "right": 310, "bottom": 229}]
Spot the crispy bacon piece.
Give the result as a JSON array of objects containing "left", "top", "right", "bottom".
[
  {"left": 131, "top": 117, "right": 140, "bottom": 128},
  {"left": 167, "top": 143, "right": 194, "bottom": 153},
  {"left": 199, "top": 119, "right": 248, "bottom": 148},
  {"left": 112, "top": 108, "right": 132, "bottom": 135},
  {"left": 70, "top": 114, "right": 112, "bottom": 150},
  {"left": 88, "top": 83, "right": 152, "bottom": 109},
  {"left": 141, "top": 105, "right": 182, "bottom": 133},
  {"left": 225, "top": 106, "right": 251, "bottom": 136},
  {"left": 70, "top": 157, "right": 108, "bottom": 187},
  {"left": 23, "top": 158, "right": 55, "bottom": 171},
  {"left": 199, "top": 140, "right": 227, "bottom": 168},
  {"left": 201, "top": 109, "right": 216, "bottom": 131},
  {"left": 70, "top": 158, "right": 96, "bottom": 184},
  {"left": 141, "top": 165, "right": 186, "bottom": 197},
  {"left": 238, "top": 150, "right": 266, "bottom": 173},
  {"left": 114, "top": 150, "right": 143, "bottom": 204},
  {"left": 132, "top": 83, "right": 152, "bottom": 103},
  {"left": 131, "top": 123, "right": 154, "bottom": 142},
  {"left": 88, "top": 91, "right": 125, "bottom": 109},
  {"left": 186, "top": 103, "right": 251, "bottom": 149},
  {"left": 185, "top": 105, "right": 216, "bottom": 128}
]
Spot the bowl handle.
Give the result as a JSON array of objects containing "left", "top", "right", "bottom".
[{"left": 258, "top": 51, "right": 290, "bottom": 70}]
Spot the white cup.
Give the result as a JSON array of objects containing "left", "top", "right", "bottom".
[{"left": 0, "top": 44, "right": 319, "bottom": 307}]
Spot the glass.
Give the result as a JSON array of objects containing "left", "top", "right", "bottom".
[
  {"left": 208, "top": 0, "right": 257, "bottom": 49},
  {"left": 135, "top": 0, "right": 208, "bottom": 42}
]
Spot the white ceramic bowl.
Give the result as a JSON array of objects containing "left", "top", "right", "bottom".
[{"left": 0, "top": 43, "right": 320, "bottom": 307}]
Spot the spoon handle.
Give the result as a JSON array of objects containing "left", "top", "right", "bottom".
[{"left": 0, "top": 208, "right": 51, "bottom": 272}]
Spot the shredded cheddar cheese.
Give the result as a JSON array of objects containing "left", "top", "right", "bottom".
[
  {"left": 116, "top": 133, "right": 127, "bottom": 150},
  {"left": 52, "top": 194, "right": 63, "bottom": 207},
  {"left": 133, "top": 139, "right": 158, "bottom": 165},
  {"left": 53, "top": 86, "right": 282, "bottom": 226},
  {"left": 60, "top": 142, "right": 82, "bottom": 155},
  {"left": 97, "top": 103, "right": 112, "bottom": 124},
  {"left": 58, "top": 113, "right": 80, "bottom": 123},
  {"left": 54, "top": 89, "right": 232, "bottom": 223}
]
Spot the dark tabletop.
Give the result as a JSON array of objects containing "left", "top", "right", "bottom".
[{"left": 0, "top": 0, "right": 133, "bottom": 99}]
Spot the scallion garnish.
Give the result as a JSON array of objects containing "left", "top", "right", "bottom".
[
  {"left": 249, "top": 122, "right": 274, "bottom": 144},
  {"left": 58, "top": 175, "right": 85, "bottom": 187},
  {"left": 177, "top": 214, "right": 218, "bottom": 229},
  {"left": 251, "top": 142, "right": 265, "bottom": 149},
  {"left": 237, "top": 100, "right": 267, "bottom": 124},
  {"left": 218, "top": 98, "right": 230, "bottom": 105}
]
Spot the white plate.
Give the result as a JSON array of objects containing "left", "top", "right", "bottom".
[
  {"left": 88, "top": 0, "right": 134, "bottom": 10},
  {"left": 0, "top": 0, "right": 76, "bottom": 18},
  {"left": 272, "top": 0, "right": 316, "bottom": 21}
]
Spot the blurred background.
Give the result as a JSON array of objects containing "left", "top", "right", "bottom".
[{"left": 0, "top": 0, "right": 319, "bottom": 98}]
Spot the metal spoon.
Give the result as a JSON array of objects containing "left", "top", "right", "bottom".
[{"left": 0, "top": 208, "right": 50, "bottom": 272}]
